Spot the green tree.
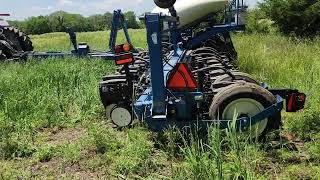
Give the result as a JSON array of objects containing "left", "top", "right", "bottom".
[
  {"left": 48, "top": 11, "right": 90, "bottom": 32},
  {"left": 104, "top": 12, "right": 113, "bottom": 30},
  {"left": 87, "top": 14, "right": 106, "bottom": 31},
  {"left": 246, "top": 8, "right": 277, "bottom": 34},
  {"left": 260, "top": 0, "right": 320, "bottom": 37},
  {"left": 87, "top": 12, "right": 113, "bottom": 31},
  {"left": 24, "top": 16, "right": 51, "bottom": 35},
  {"left": 5, "top": 10, "right": 141, "bottom": 35},
  {"left": 124, "top": 11, "right": 140, "bottom": 29}
]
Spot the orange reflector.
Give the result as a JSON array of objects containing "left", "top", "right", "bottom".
[
  {"left": 115, "top": 43, "right": 132, "bottom": 54},
  {"left": 167, "top": 63, "right": 197, "bottom": 91},
  {"left": 123, "top": 43, "right": 131, "bottom": 52}
]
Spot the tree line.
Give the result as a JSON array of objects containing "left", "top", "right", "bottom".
[
  {"left": 246, "top": 0, "right": 320, "bottom": 38},
  {"left": 8, "top": 11, "right": 143, "bottom": 35},
  {"left": 8, "top": 0, "right": 320, "bottom": 38}
]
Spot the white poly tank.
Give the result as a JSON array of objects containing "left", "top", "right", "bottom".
[{"left": 152, "top": 0, "right": 229, "bottom": 28}]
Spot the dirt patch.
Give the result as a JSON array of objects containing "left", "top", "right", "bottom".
[
  {"left": 47, "top": 127, "right": 86, "bottom": 145},
  {"left": 30, "top": 157, "right": 108, "bottom": 179}
]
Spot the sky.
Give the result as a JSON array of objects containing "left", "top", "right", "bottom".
[{"left": 0, "top": 0, "right": 261, "bottom": 20}]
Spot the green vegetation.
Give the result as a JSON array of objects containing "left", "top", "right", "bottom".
[
  {"left": 0, "top": 30, "right": 319, "bottom": 179},
  {"left": 258, "top": 0, "right": 320, "bottom": 38},
  {"left": 246, "top": 9, "right": 277, "bottom": 34},
  {"left": 9, "top": 11, "right": 142, "bottom": 35}
]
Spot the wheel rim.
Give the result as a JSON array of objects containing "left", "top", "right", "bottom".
[
  {"left": 222, "top": 98, "right": 267, "bottom": 137},
  {"left": 111, "top": 107, "right": 132, "bottom": 127}
]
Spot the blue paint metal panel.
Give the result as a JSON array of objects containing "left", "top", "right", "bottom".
[
  {"left": 109, "top": 10, "right": 119, "bottom": 53},
  {"left": 145, "top": 14, "right": 167, "bottom": 115},
  {"left": 186, "top": 24, "right": 245, "bottom": 49},
  {"left": 142, "top": 95, "right": 284, "bottom": 132}
]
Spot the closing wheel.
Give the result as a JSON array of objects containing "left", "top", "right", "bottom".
[
  {"left": 111, "top": 107, "right": 132, "bottom": 127},
  {"left": 209, "top": 82, "right": 281, "bottom": 137}
]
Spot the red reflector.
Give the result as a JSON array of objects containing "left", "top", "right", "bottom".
[
  {"left": 115, "top": 53, "right": 134, "bottom": 65},
  {"left": 116, "top": 58, "right": 133, "bottom": 65},
  {"left": 286, "top": 92, "right": 306, "bottom": 112},
  {"left": 115, "top": 45, "right": 123, "bottom": 54},
  {"left": 287, "top": 94, "right": 294, "bottom": 112},
  {"left": 167, "top": 63, "right": 197, "bottom": 91}
]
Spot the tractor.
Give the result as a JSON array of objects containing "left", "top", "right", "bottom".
[
  {"left": 0, "top": 14, "right": 33, "bottom": 60},
  {"left": 99, "top": 0, "right": 306, "bottom": 137}
]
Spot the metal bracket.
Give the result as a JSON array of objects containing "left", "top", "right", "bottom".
[{"left": 109, "top": 9, "right": 134, "bottom": 53}]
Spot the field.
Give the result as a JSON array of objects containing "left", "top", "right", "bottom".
[{"left": 0, "top": 29, "right": 320, "bottom": 179}]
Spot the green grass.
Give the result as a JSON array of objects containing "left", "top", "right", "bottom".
[
  {"left": 32, "top": 30, "right": 147, "bottom": 51},
  {"left": 0, "top": 29, "right": 319, "bottom": 179}
]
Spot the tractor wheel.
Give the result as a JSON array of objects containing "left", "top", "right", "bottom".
[
  {"left": 0, "top": 40, "right": 14, "bottom": 59},
  {"left": 209, "top": 82, "right": 281, "bottom": 137},
  {"left": 2, "top": 27, "right": 33, "bottom": 52}
]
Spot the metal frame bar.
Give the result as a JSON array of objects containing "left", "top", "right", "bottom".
[
  {"left": 186, "top": 24, "right": 245, "bottom": 49},
  {"left": 144, "top": 96, "right": 284, "bottom": 132},
  {"left": 145, "top": 14, "right": 167, "bottom": 116},
  {"left": 109, "top": 9, "right": 134, "bottom": 53}
]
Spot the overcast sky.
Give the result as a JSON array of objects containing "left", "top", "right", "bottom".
[{"left": 0, "top": 0, "right": 261, "bottom": 20}]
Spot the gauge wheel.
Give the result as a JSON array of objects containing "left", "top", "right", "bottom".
[
  {"left": 209, "top": 82, "right": 281, "bottom": 138},
  {"left": 110, "top": 106, "right": 132, "bottom": 128}
]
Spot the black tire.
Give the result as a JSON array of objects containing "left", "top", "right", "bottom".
[
  {"left": 0, "top": 49, "right": 6, "bottom": 60},
  {"left": 209, "top": 82, "right": 281, "bottom": 137},
  {"left": 0, "top": 40, "right": 14, "bottom": 59},
  {"left": 213, "top": 72, "right": 260, "bottom": 84},
  {"left": 154, "top": 0, "right": 176, "bottom": 8},
  {"left": 2, "top": 27, "right": 33, "bottom": 52},
  {"left": 205, "top": 33, "right": 238, "bottom": 63}
]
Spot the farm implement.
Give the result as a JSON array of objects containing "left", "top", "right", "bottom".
[
  {"left": 99, "top": 0, "right": 306, "bottom": 137},
  {"left": 0, "top": 10, "right": 135, "bottom": 60},
  {"left": 28, "top": 10, "right": 137, "bottom": 60}
]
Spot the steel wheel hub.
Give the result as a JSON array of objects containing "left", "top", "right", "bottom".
[
  {"left": 222, "top": 98, "right": 267, "bottom": 137},
  {"left": 111, "top": 107, "right": 132, "bottom": 127}
]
